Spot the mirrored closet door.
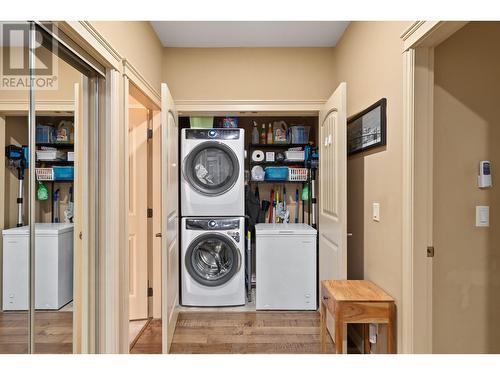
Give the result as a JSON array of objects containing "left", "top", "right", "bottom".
[{"left": 0, "top": 21, "right": 104, "bottom": 353}]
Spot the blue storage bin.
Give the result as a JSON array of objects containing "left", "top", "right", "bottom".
[
  {"left": 53, "top": 166, "right": 74, "bottom": 181},
  {"left": 265, "top": 166, "right": 289, "bottom": 181},
  {"left": 36, "top": 125, "right": 53, "bottom": 143},
  {"left": 290, "top": 125, "right": 310, "bottom": 144}
]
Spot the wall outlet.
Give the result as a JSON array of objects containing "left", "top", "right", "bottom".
[{"left": 372, "top": 203, "right": 380, "bottom": 222}]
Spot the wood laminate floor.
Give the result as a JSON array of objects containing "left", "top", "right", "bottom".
[
  {"left": 0, "top": 311, "right": 73, "bottom": 354},
  {"left": 131, "top": 311, "right": 344, "bottom": 354}
]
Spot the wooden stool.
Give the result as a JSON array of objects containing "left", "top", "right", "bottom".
[{"left": 320, "top": 280, "right": 396, "bottom": 354}]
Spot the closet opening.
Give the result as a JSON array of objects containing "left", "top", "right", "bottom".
[{"left": 177, "top": 113, "right": 320, "bottom": 312}]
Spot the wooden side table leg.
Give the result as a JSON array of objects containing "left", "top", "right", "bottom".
[
  {"left": 334, "top": 306, "right": 343, "bottom": 354},
  {"left": 387, "top": 303, "right": 396, "bottom": 354},
  {"left": 363, "top": 323, "right": 371, "bottom": 354},
  {"left": 320, "top": 300, "right": 327, "bottom": 353}
]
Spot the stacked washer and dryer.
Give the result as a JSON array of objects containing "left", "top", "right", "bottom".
[{"left": 180, "top": 128, "right": 246, "bottom": 306}]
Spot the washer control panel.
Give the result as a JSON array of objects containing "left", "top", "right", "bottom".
[{"left": 186, "top": 218, "right": 241, "bottom": 231}]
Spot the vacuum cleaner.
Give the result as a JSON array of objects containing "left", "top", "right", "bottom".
[
  {"left": 5, "top": 145, "right": 29, "bottom": 227},
  {"left": 304, "top": 146, "right": 319, "bottom": 229}
]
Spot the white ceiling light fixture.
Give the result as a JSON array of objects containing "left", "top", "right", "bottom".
[{"left": 151, "top": 21, "right": 349, "bottom": 48}]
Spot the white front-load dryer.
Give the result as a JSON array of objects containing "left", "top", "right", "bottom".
[
  {"left": 181, "top": 217, "right": 245, "bottom": 306},
  {"left": 181, "top": 128, "right": 244, "bottom": 217}
]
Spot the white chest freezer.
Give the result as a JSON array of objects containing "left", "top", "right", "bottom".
[
  {"left": 255, "top": 223, "right": 317, "bottom": 310},
  {"left": 2, "top": 223, "right": 74, "bottom": 310}
]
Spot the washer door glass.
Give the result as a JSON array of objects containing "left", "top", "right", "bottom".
[
  {"left": 184, "top": 142, "right": 239, "bottom": 196},
  {"left": 186, "top": 233, "right": 240, "bottom": 287}
]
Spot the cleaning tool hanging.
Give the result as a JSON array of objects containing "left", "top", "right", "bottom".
[
  {"left": 64, "top": 186, "right": 74, "bottom": 223},
  {"left": 278, "top": 186, "right": 290, "bottom": 223},
  {"left": 268, "top": 189, "right": 274, "bottom": 223},
  {"left": 53, "top": 188, "right": 60, "bottom": 223},
  {"left": 302, "top": 182, "right": 309, "bottom": 224},
  {"left": 275, "top": 189, "right": 279, "bottom": 223},
  {"left": 295, "top": 189, "right": 299, "bottom": 223},
  {"left": 311, "top": 169, "right": 317, "bottom": 229}
]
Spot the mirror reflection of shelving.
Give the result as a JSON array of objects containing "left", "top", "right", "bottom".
[{"left": 35, "top": 115, "right": 75, "bottom": 224}]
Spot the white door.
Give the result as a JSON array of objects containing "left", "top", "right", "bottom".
[
  {"left": 73, "top": 80, "right": 84, "bottom": 353},
  {"left": 161, "top": 83, "right": 179, "bottom": 353},
  {"left": 128, "top": 103, "right": 149, "bottom": 320},
  {"left": 318, "top": 82, "right": 347, "bottom": 345},
  {"left": 151, "top": 110, "right": 162, "bottom": 319}
]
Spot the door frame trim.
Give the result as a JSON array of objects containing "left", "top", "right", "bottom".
[
  {"left": 52, "top": 21, "right": 124, "bottom": 354},
  {"left": 400, "top": 21, "right": 468, "bottom": 354},
  {"left": 58, "top": 21, "right": 164, "bottom": 354},
  {"left": 123, "top": 60, "right": 160, "bottom": 109},
  {"left": 124, "top": 77, "right": 159, "bottom": 351},
  {"left": 175, "top": 99, "right": 324, "bottom": 115}
]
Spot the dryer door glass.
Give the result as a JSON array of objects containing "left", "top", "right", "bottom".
[
  {"left": 184, "top": 142, "right": 239, "bottom": 196},
  {"left": 186, "top": 233, "right": 240, "bottom": 287}
]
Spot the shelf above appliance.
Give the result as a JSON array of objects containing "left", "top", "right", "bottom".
[
  {"left": 249, "top": 180, "right": 306, "bottom": 184},
  {"left": 249, "top": 143, "right": 309, "bottom": 148},
  {"left": 250, "top": 160, "right": 305, "bottom": 167},
  {"left": 36, "top": 143, "right": 74, "bottom": 149},
  {"left": 36, "top": 160, "right": 74, "bottom": 166}
]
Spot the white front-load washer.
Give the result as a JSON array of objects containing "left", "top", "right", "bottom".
[
  {"left": 181, "top": 217, "right": 245, "bottom": 306},
  {"left": 181, "top": 128, "right": 244, "bottom": 217}
]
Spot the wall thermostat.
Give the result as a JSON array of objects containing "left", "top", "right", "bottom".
[{"left": 478, "top": 161, "right": 492, "bottom": 188}]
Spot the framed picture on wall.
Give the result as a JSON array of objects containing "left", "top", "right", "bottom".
[{"left": 347, "top": 98, "right": 387, "bottom": 155}]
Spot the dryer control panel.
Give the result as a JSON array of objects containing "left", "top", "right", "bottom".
[{"left": 184, "top": 128, "right": 241, "bottom": 140}]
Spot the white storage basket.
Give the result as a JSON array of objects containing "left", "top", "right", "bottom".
[
  {"left": 35, "top": 168, "right": 54, "bottom": 181},
  {"left": 288, "top": 168, "right": 308, "bottom": 182},
  {"left": 285, "top": 150, "right": 305, "bottom": 161},
  {"left": 36, "top": 150, "right": 64, "bottom": 161}
]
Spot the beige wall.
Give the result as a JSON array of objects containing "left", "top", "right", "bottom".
[
  {"left": 0, "top": 47, "right": 82, "bottom": 104},
  {"left": 433, "top": 22, "right": 500, "bottom": 353},
  {"left": 162, "top": 47, "right": 336, "bottom": 100},
  {"left": 90, "top": 22, "right": 164, "bottom": 93},
  {"left": 333, "top": 21, "right": 413, "bottom": 353}
]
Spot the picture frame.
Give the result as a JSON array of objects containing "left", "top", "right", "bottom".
[{"left": 347, "top": 98, "right": 387, "bottom": 155}]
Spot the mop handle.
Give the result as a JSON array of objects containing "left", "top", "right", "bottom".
[{"left": 295, "top": 189, "right": 299, "bottom": 223}]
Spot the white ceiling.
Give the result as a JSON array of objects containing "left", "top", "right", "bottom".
[{"left": 151, "top": 21, "right": 350, "bottom": 48}]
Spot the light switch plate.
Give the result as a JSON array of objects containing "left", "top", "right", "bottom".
[
  {"left": 476, "top": 206, "right": 489, "bottom": 227},
  {"left": 372, "top": 203, "right": 380, "bottom": 222}
]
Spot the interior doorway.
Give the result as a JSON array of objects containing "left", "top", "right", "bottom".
[
  {"left": 126, "top": 82, "right": 161, "bottom": 351},
  {"left": 406, "top": 21, "right": 500, "bottom": 354},
  {"left": 158, "top": 83, "right": 347, "bottom": 353},
  {"left": 431, "top": 22, "right": 500, "bottom": 353}
]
